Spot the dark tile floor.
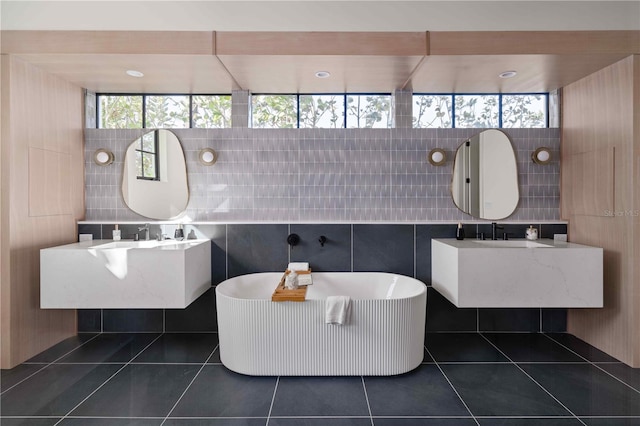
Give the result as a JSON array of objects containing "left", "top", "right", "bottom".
[{"left": 2, "top": 332, "right": 640, "bottom": 425}]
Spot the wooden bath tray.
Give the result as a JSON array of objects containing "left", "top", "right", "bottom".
[{"left": 271, "top": 269, "right": 311, "bottom": 302}]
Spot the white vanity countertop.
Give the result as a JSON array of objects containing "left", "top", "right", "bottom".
[
  {"left": 44, "top": 239, "right": 210, "bottom": 251},
  {"left": 433, "top": 238, "right": 597, "bottom": 250},
  {"left": 431, "top": 238, "right": 603, "bottom": 308},
  {"left": 41, "top": 239, "right": 212, "bottom": 309}
]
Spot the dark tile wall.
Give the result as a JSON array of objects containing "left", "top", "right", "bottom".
[
  {"left": 77, "top": 222, "right": 567, "bottom": 333},
  {"left": 352, "top": 224, "right": 414, "bottom": 276},
  {"left": 290, "top": 224, "right": 351, "bottom": 272}
]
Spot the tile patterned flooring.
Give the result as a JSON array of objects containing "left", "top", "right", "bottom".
[{"left": 2, "top": 332, "right": 640, "bottom": 425}]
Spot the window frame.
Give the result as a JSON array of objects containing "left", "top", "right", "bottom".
[
  {"left": 412, "top": 92, "right": 549, "bottom": 128},
  {"left": 251, "top": 93, "right": 394, "bottom": 129},
  {"left": 500, "top": 93, "right": 550, "bottom": 129},
  {"left": 250, "top": 93, "right": 299, "bottom": 129},
  {"left": 97, "top": 92, "right": 550, "bottom": 130},
  {"left": 191, "top": 94, "right": 233, "bottom": 129},
  {"left": 298, "top": 93, "right": 346, "bottom": 129},
  {"left": 97, "top": 93, "right": 144, "bottom": 129},
  {"left": 96, "top": 93, "right": 232, "bottom": 129},
  {"left": 136, "top": 131, "right": 160, "bottom": 181},
  {"left": 345, "top": 93, "right": 394, "bottom": 129}
]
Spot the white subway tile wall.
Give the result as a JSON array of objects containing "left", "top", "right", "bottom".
[{"left": 84, "top": 127, "right": 560, "bottom": 222}]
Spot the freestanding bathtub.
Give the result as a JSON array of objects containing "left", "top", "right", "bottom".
[{"left": 215, "top": 272, "right": 427, "bottom": 376}]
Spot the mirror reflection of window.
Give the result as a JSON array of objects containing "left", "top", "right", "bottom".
[
  {"left": 136, "top": 131, "right": 159, "bottom": 180},
  {"left": 122, "top": 130, "right": 189, "bottom": 220}
]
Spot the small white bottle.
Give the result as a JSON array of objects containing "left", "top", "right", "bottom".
[{"left": 112, "top": 224, "right": 121, "bottom": 241}]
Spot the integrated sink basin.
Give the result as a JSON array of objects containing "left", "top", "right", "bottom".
[
  {"left": 41, "top": 239, "right": 211, "bottom": 309},
  {"left": 91, "top": 240, "right": 161, "bottom": 249},
  {"left": 472, "top": 240, "right": 553, "bottom": 248},
  {"left": 431, "top": 238, "right": 603, "bottom": 308}
]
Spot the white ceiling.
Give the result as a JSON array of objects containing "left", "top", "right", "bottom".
[{"left": 2, "top": 1, "right": 639, "bottom": 32}]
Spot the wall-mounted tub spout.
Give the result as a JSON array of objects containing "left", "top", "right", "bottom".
[{"left": 319, "top": 236, "right": 327, "bottom": 247}]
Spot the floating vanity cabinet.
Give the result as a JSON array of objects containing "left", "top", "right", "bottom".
[
  {"left": 40, "top": 239, "right": 211, "bottom": 308},
  {"left": 431, "top": 238, "right": 603, "bottom": 308}
]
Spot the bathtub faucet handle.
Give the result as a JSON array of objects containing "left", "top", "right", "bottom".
[
  {"left": 287, "top": 233, "right": 300, "bottom": 248},
  {"left": 319, "top": 236, "right": 327, "bottom": 247}
]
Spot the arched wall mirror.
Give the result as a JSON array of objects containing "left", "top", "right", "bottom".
[
  {"left": 451, "top": 129, "right": 519, "bottom": 220},
  {"left": 122, "top": 129, "right": 189, "bottom": 220}
]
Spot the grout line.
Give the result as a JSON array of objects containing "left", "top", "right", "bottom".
[
  {"left": 479, "top": 333, "right": 588, "bottom": 426},
  {"left": 539, "top": 308, "right": 543, "bottom": 332},
  {"left": 53, "top": 333, "right": 164, "bottom": 426},
  {"left": 413, "top": 224, "right": 416, "bottom": 279},
  {"left": 265, "top": 376, "right": 281, "bottom": 426},
  {"left": 436, "top": 361, "right": 612, "bottom": 365},
  {"left": 424, "top": 346, "right": 480, "bottom": 426},
  {"left": 351, "top": 224, "right": 354, "bottom": 272},
  {"left": 423, "top": 344, "right": 435, "bottom": 363},
  {"left": 543, "top": 333, "right": 640, "bottom": 395},
  {"left": 92, "top": 331, "right": 218, "bottom": 334},
  {"left": 475, "top": 416, "right": 606, "bottom": 419},
  {"left": 228, "top": 417, "right": 371, "bottom": 420},
  {"left": 287, "top": 224, "right": 291, "bottom": 264},
  {"left": 2, "top": 416, "right": 166, "bottom": 420},
  {"left": 15, "top": 415, "right": 639, "bottom": 420},
  {"left": 360, "top": 376, "right": 375, "bottom": 426},
  {"left": 160, "top": 344, "right": 217, "bottom": 425},
  {"left": 427, "top": 330, "right": 541, "bottom": 334},
  {"left": 225, "top": 224, "right": 228, "bottom": 280},
  {"left": 46, "top": 362, "right": 211, "bottom": 366},
  {"left": 0, "top": 333, "right": 103, "bottom": 396}
]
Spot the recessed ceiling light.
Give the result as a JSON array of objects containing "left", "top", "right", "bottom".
[
  {"left": 315, "top": 71, "right": 331, "bottom": 79},
  {"left": 499, "top": 70, "right": 517, "bottom": 79},
  {"left": 126, "top": 70, "right": 144, "bottom": 78}
]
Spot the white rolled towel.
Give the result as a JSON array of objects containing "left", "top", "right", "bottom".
[
  {"left": 325, "top": 296, "right": 351, "bottom": 325},
  {"left": 288, "top": 262, "right": 309, "bottom": 271},
  {"left": 285, "top": 270, "right": 299, "bottom": 289}
]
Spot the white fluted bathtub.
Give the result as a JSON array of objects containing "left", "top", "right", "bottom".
[{"left": 215, "top": 272, "right": 427, "bottom": 376}]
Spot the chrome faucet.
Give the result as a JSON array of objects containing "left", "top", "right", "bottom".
[
  {"left": 138, "top": 223, "right": 150, "bottom": 241},
  {"left": 491, "top": 222, "right": 504, "bottom": 240}
]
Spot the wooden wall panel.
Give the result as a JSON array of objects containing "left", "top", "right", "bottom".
[
  {"left": 633, "top": 55, "right": 640, "bottom": 367},
  {"left": 562, "top": 147, "right": 614, "bottom": 217},
  {"left": 0, "top": 56, "right": 83, "bottom": 369},
  {"left": 562, "top": 55, "right": 639, "bottom": 366},
  {"left": 28, "top": 148, "right": 72, "bottom": 217},
  {"left": 429, "top": 31, "right": 640, "bottom": 56},
  {"left": 1, "top": 31, "right": 215, "bottom": 55},
  {"left": 215, "top": 32, "right": 428, "bottom": 56},
  {"left": 1, "top": 57, "right": 12, "bottom": 369},
  {"left": 568, "top": 216, "right": 633, "bottom": 362}
]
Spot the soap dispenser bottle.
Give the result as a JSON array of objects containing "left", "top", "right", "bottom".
[
  {"left": 174, "top": 224, "right": 184, "bottom": 240},
  {"left": 525, "top": 225, "right": 538, "bottom": 241},
  {"left": 456, "top": 223, "right": 465, "bottom": 240},
  {"left": 112, "top": 224, "right": 121, "bottom": 241}
]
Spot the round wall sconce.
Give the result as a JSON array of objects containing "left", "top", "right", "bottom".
[
  {"left": 428, "top": 148, "right": 447, "bottom": 166},
  {"left": 93, "top": 148, "right": 114, "bottom": 166},
  {"left": 198, "top": 148, "right": 218, "bottom": 166},
  {"left": 532, "top": 147, "right": 552, "bottom": 165}
]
